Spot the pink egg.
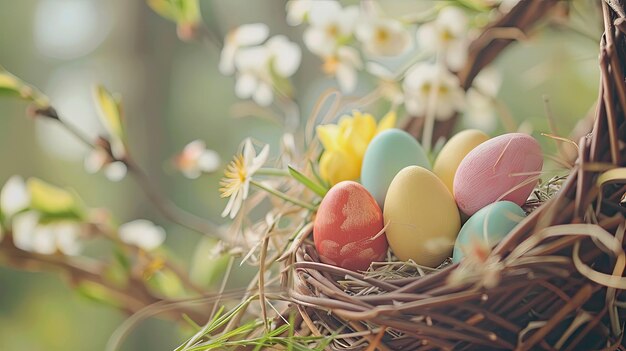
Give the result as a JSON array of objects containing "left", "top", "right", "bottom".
[
  {"left": 453, "top": 133, "right": 543, "bottom": 216},
  {"left": 313, "top": 181, "right": 387, "bottom": 271}
]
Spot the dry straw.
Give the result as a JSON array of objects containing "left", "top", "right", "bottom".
[{"left": 288, "top": 1, "right": 626, "bottom": 350}]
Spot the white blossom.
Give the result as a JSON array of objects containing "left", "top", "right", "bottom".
[
  {"left": 118, "top": 219, "right": 166, "bottom": 251},
  {"left": 323, "top": 46, "right": 363, "bottom": 93},
  {"left": 403, "top": 63, "right": 465, "bottom": 120},
  {"left": 286, "top": 0, "right": 312, "bottom": 26},
  {"left": 356, "top": 17, "right": 412, "bottom": 56},
  {"left": 366, "top": 62, "right": 403, "bottom": 104},
  {"left": 175, "top": 140, "right": 221, "bottom": 179},
  {"left": 219, "top": 23, "right": 269, "bottom": 75},
  {"left": 266, "top": 35, "right": 302, "bottom": 78},
  {"left": 1, "top": 176, "right": 30, "bottom": 218},
  {"left": 84, "top": 148, "right": 127, "bottom": 182},
  {"left": 233, "top": 35, "right": 301, "bottom": 106},
  {"left": 417, "top": 7, "right": 470, "bottom": 71},
  {"left": 464, "top": 67, "right": 502, "bottom": 132},
  {"left": 303, "top": 2, "right": 359, "bottom": 56},
  {"left": 12, "top": 211, "right": 82, "bottom": 255}
]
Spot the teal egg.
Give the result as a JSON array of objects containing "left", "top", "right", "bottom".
[
  {"left": 361, "top": 129, "right": 430, "bottom": 206},
  {"left": 452, "top": 201, "right": 526, "bottom": 263}
]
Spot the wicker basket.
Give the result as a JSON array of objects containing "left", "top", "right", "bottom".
[{"left": 288, "top": 2, "right": 626, "bottom": 350}]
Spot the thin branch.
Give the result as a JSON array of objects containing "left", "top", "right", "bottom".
[{"left": 35, "top": 107, "right": 227, "bottom": 241}]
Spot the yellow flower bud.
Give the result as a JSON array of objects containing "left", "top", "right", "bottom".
[{"left": 317, "top": 110, "right": 397, "bottom": 185}]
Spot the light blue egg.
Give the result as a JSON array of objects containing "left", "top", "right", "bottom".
[
  {"left": 452, "top": 201, "right": 526, "bottom": 263},
  {"left": 361, "top": 129, "right": 430, "bottom": 206}
]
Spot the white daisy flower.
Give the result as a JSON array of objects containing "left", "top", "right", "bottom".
[
  {"left": 175, "top": 140, "right": 221, "bottom": 179},
  {"left": 303, "top": 2, "right": 359, "bottom": 56},
  {"left": 356, "top": 17, "right": 412, "bottom": 56},
  {"left": 219, "top": 23, "right": 269, "bottom": 76},
  {"left": 220, "top": 138, "right": 269, "bottom": 219},
  {"left": 118, "top": 219, "right": 166, "bottom": 251},
  {"left": 1, "top": 176, "right": 30, "bottom": 218},
  {"left": 416, "top": 7, "right": 470, "bottom": 71},
  {"left": 12, "top": 211, "right": 82, "bottom": 255},
  {"left": 403, "top": 62, "right": 465, "bottom": 120}
]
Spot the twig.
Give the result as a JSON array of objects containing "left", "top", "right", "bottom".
[{"left": 35, "top": 107, "right": 227, "bottom": 241}]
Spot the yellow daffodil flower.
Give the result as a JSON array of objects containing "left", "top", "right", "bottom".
[{"left": 317, "top": 110, "right": 396, "bottom": 185}]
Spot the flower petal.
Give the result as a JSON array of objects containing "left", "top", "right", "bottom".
[
  {"left": 119, "top": 219, "right": 166, "bottom": 251},
  {"left": 54, "top": 222, "right": 82, "bottom": 256},
  {"left": 198, "top": 149, "right": 221, "bottom": 173},
  {"left": 1, "top": 176, "right": 30, "bottom": 217},
  {"left": 12, "top": 211, "right": 39, "bottom": 252},
  {"left": 319, "top": 149, "right": 360, "bottom": 185},
  {"left": 336, "top": 63, "right": 357, "bottom": 93},
  {"left": 249, "top": 143, "right": 270, "bottom": 174},
  {"left": 376, "top": 110, "right": 397, "bottom": 133},
  {"left": 229, "top": 190, "right": 244, "bottom": 219},
  {"left": 32, "top": 225, "right": 57, "bottom": 255},
  {"left": 219, "top": 44, "right": 237, "bottom": 75},
  {"left": 233, "top": 23, "right": 269, "bottom": 46},
  {"left": 221, "top": 191, "right": 237, "bottom": 218},
  {"left": 316, "top": 124, "right": 340, "bottom": 150},
  {"left": 267, "top": 35, "right": 301, "bottom": 77},
  {"left": 104, "top": 161, "right": 127, "bottom": 182},
  {"left": 253, "top": 82, "right": 273, "bottom": 106},
  {"left": 235, "top": 73, "right": 258, "bottom": 99}
]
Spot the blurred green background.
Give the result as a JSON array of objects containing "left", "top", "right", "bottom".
[{"left": 0, "top": 1, "right": 602, "bottom": 350}]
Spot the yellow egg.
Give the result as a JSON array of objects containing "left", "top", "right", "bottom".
[
  {"left": 433, "top": 129, "right": 489, "bottom": 194},
  {"left": 383, "top": 166, "right": 461, "bottom": 267}
]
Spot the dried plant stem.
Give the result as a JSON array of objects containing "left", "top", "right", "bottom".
[
  {"left": 250, "top": 180, "right": 317, "bottom": 211},
  {"left": 0, "top": 235, "right": 209, "bottom": 322}
]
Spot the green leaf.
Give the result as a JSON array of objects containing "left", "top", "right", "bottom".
[
  {"left": 148, "top": 269, "right": 185, "bottom": 297},
  {"left": 0, "top": 66, "right": 49, "bottom": 107},
  {"left": 26, "top": 178, "right": 84, "bottom": 219},
  {"left": 288, "top": 165, "right": 328, "bottom": 197},
  {"left": 75, "top": 281, "right": 122, "bottom": 308},
  {"left": 93, "top": 85, "right": 125, "bottom": 141},
  {"left": 147, "top": 0, "right": 201, "bottom": 25}
]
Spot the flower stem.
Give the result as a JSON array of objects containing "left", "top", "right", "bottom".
[
  {"left": 256, "top": 168, "right": 290, "bottom": 177},
  {"left": 250, "top": 180, "right": 317, "bottom": 211}
]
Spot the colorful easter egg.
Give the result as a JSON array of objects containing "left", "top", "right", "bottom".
[
  {"left": 313, "top": 181, "right": 387, "bottom": 271},
  {"left": 384, "top": 166, "right": 460, "bottom": 267},
  {"left": 361, "top": 129, "right": 430, "bottom": 206},
  {"left": 433, "top": 129, "right": 489, "bottom": 193},
  {"left": 452, "top": 201, "right": 526, "bottom": 263},
  {"left": 454, "top": 133, "right": 543, "bottom": 216}
]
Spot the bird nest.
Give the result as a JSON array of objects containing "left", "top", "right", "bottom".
[{"left": 286, "top": 2, "right": 626, "bottom": 350}]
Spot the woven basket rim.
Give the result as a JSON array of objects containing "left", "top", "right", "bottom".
[{"left": 288, "top": 1, "right": 626, "bottom": 350}]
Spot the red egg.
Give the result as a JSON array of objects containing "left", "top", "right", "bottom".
[{"left": 313, "top": 181, "right": 387, "bottom": 271}]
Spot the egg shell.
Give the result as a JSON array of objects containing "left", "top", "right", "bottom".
[
  {"left": 452, "top": 201, "right": 526, "bottom": 263},
  {"left": 361, "top": 129, "right": 430, "bottom": 206},
  {"left": 454, "top": 133, "right": 543, "bottom": 216},
  {"left": 313, "top": 181, "right": 387, "bottom": 271},
  {"left": 433, "top": 129, "right": 489, "bottom": 193},
  {"left": 384, "top": 166, "right": 460, "bottom": 267}
]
